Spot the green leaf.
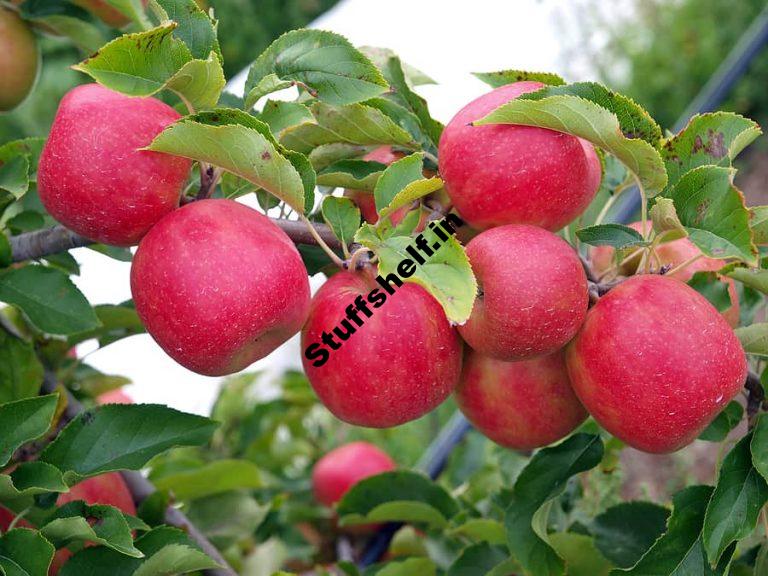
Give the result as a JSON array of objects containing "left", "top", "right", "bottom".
[
  {"left": 19, "top": 0, "right": 106, "bottom": 52},
  {"left": 373, "top": 153, "right": 424, "bottom": 212},
  {"left": 446, "top": 543, "right": 516, "bottom": 576},
  {"left": 151, "top": 459, "right": 263, "bottom": 500},
  {"left": 0, "top": 233, "right": 10, "bottom": 268},
  {"left": 163, "top": 52, "right": 227, "bottom": 111},
  {"left": 0, "top": 266, "right": 100, "bottom": 336},
  {"left": 354, "top": 220, "right": 476, "bottom": 324},
  {"left": 39, "top": 404, "right": 218, "bottom": 481},
  {"left": 447, "top": 519, "right": 507, "bottom": 545},
  {"left": 703, "top": 430, "right": 768, "bottom": 566},
  {"left": 473, "top": 70, "right": 565, "bottom": 88},
  {"left": 309, "top": 143, "right": 374, "bottom": 171},
  {"left": 505, "top": 434, "right": 603, "bottom": 576},
  {"left": 41, "top": 501, "right": 142, "bottom": 557},
  {"left": 244, "top": 29, "right": 388, "bottom": 109},
  {"left": 593, "top": 502, "right": 671, "bottom": 568},
  {"left": 148, "top": 108, "right": 314, "bottom": 213},
  {"left": 258, "top": 100, "right": 314, "bottom": 136},
  {"left": 576, "top": 224, "right": 647, "bottom": 249},
  {"left": 0, "top": 529, "right": 55, "bottom": 576},
  {"left": 360, "top": 46, "right": 436, "bottom": 87},
  {"left": 664, "top": 166, "right": 756, "bottom": 264},
  {"left": 150, "top": 0, "right": 220, "bottom": 60},
  {"left": 749, "top": 206, "right": 768, "bottom": 245},
  {"left": 374, "top": 558, "right": 436, "bottom": 576},
  {"left": 687, "top": 272, "right": 732, "bottom": 312},
  {"left": 0, "top": 156, "right": 29, "bottom": 200},
  {"left": 0, "top": 328, "right": 43, "bottom": 403},
  {"left": 68, "top": 303, "right": 145, "bottom": 348},
  {"left": 735, "top": 323, "right": 768, "bottom": 357},
  {"left": 337, "top": 470, "right": 459, "bottom": 529},
  {"left": 475, "top": 91, "right": 667, "bottom": 197},
  {"left": 549, "top": 533, "right": 614, "bottom": 576},
  {"left": 615, "top": 486, "right": 733, "bottom": 576},
  {"left": 0, "top": 395, "right": 58, "bottom": 467},
  {"left": 751, "top": 414, "right": 768, "bottom": 483},
  {"left": 317, "top": 160, "right": 386, "bottom": 190},
  {"left": 698, "top": 401, "right": 744, "bottom": 442},
  {"left": 186, "top": 491, "right": 269, "bottom": 549},
  {"left": 379, "top": 178, "right": 442, "bottom": 221},
  {"left": 725, "top": 266, "right": 768, "bottom": 295},
  {"left": 321, "top": 197, "right": 361, "bottom": 248},
  {"left": 661, "top": 112, "right": 761, "bottom": 192},
  {"left": 245, "top": 73, "right": 294, "bottom": 107},
  {"left": 0, "top": 462, "right": 68, "bottom": 499}
]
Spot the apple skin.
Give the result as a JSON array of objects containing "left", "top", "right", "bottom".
[
  {"left": 71, "top": 0, "right": 148, "bottom": 28},
  {"left": 438, "top": 81, "right": 601, "bottom": 231},
  {"left": 458, "top": 224, "right": 588, "bottom": 360},
  {"left": 589, "top": 221, "right": 739, "bottom": 326},
  {"left": 131, "top": 199, "right": 311, "bottom": 376},
  {"left": 455, "top": 349, "right": 587, "bottom": 450},
  {"left": 96, "top": 389, "right": 133, "bottom": 405},
  {"left": 38, "top": 84, "right": 191, "bottom": 246},
  {"left": 301, "top": 270, "right": 462, "bottom": 427},
  {"left": 566, "top": 274, "right": 747, "bottom": 454},
  {"left": 312, "top": 442, "right": 395, "bottom": 507},
  {"left": 0, "top": 7, "right": 38, "bottom": 112}
]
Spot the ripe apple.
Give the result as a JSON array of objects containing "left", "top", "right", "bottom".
[
  {"left": 438, "top": 81, "right": 601, "bottom": 231},
  {"left": 455, "top": 349, "right": 587, "bottom": 450},
  {"left": 131, "top": 199, "right": 311, "bottom": 376},
  {"left": 589, "top": 221, "right": 739, "bottom": 326},
  {"left": 458, "top": 224, "right": 588, "bottom": 360},
  {"left": 0, "top": 7, "right": 38, "bottom": 112},
  {"left": 301, "top": 269, "right": 462, "bottom": 427},
  {"left": 71, "top": 0, "right": 148, "bottom": 28},
  {"left": 96, "top": 389, "right": 133, "bottom": 405},
  {"left": 566, "top": 274, "right": 747, "bottom": 453},
  {"left": 312, "top": 442, "right": 395, "bottom": 507},
  {"left": 38, "top": 84, "right": 192, "bottom": 246}
]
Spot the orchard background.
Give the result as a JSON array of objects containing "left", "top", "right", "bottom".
[{"left": 1, "top": 1, "right": 768, "bottom": 576}]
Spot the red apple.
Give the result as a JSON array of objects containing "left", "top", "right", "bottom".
[
  {"left": 96, "top": 389, "right": 133, "bottom": 405},
  {"left": 38, "top": 84, "right": 192, "bottom": 246},
  {"left": 301, "top": 269, "right": 462, "bottom": 427},
  {"left": 438, "top": 81, "right": 601, "bottom": 231},
  {"left": 566, "top": 274, "right": 747, "bottom": 453},
  {"left": 0, "top": 7, "right": 38, "bottom": 111},
  {"left": 455, "top": 349, "right": 587, "bottom": 450},
  {"left": 71, "top": 0, "right": 148, "bottom": 28},
  {"left": 458, "top": 224, "right": 588, "bottom": 360},
  {"left": 131, "top": 199, "right": 311, "bottom": 376},
  {"left": 312, "top": 442, "right": 395, "bottom": 507}
]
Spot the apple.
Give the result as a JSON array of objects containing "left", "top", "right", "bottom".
[
  {"left": 438, "top": 81, "right": 601, "bottom": 231},
  {"left": 38, "top": 84, "right": 192, "bottom": 246},
  {"left": 566, "top": 274, "right": 747, "bottom": 453},
  {"left": 455, "top": 349, "right": 587, "bottom": 450},
  {"left": 96, "top": 389, "right": 133, "bottom": 405},
  {"left": 589, "top": 221, "right": 739, "bottom": 326},
  {"left": 131, "top": 199, "right": 311, "bottom": 376},
  {"left": 301, "top": 269, "right": 462, "bottom": 427},
  {"left": 71, "top": 0, "right": 148, "bottom": 28},
  {"left": 458, "top": 224, "right": 588, "bottom": 360},
  {"left": 312, "top": 442, "right": 395, "bottom": 507},
  {"left": 0, "top": 7, "right": 38, "bottom": 112}
]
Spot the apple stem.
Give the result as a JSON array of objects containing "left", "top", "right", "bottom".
[
  {"left": 298, "top": 214, "right": 345, "bottom": 267},
  {"left": 196, "top": 164, "right": 221, "bottom": 201},
  {"left": 347, "top": 246, "right": 372, "bottom": 270},
  {"left": 664, "top": 253, "right": 704, "bottom": 277}
]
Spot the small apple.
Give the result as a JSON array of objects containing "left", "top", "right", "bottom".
[
  {"left": 458, "top": 224, "right": 588, "bottom": 360},
  {"left": 439, "top": 81, "right": 601, "bottom": 231},
  {"left": 566, "top": 274, "right": 747, "bottom": 453},
  {"left": 70, "top": 0, "right": 148, "bottom": 28},
  {"left": 131, "top": 199, "right": 311, "bottom": 376},
  {"left": 301, "top": 269, "right": 462, "bottom": 427},
  {"left": 0, "top": 7, "right": 38, "bottom": 112},
  {"left": 39, "top": 84, "right": 191, "bottom": 246},
  {"left": 456, "top": 349, "right": 587, "bottom": 450},
  {"left": 96, "top": 389, "right": 133, "bottom": 405},
  {"left": 312, "top": 442, "right": 395, "bottom": 507}
]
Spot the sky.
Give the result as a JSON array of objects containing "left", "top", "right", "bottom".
[{"left": 72, "top": 0, "right": 603, "bottom": 415}]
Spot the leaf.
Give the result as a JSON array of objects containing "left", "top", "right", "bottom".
[
  {"left": 19, "top": 0, "right": 106, "bottom": 52},
  {"left": 751, "top": 414, "right": 768, "bottom": 483},
  {"left": 475, "top": 92, "right": 667, "bottom": 197},
  {"left": 321, "top": 197, "right": 361, "bottom": 248},
  {"left": 650, "top": 197, "right": 687, "bottom": 238},
  {"left": 258, "top": 100, "right": 314, "bottom": 136},
  {"left": 374, "top": 153, "right": 424, "bottom": 212},
  {"left": 0, "top": 233, "right": 10, "bottom": 268},
  {"left": 374, "top": 558, "right": 436, "bottom": 576},
  {"left": 473, "top": 69, "right": 565, "bottom": 88},
  {"left": 151, "top": 459, "right": 263, "bottom": 500},
  {"left": 360, "top": 46, "right": 436, "bottom": 87},
  {"left": 749, "top": 206, "right": 768, "bottom": 245},
  {"left": 661, "top": 112, "right": 761, "bottom": 192},
  {"left": 687, "top": 272, "right": 732, "bottom": 312},
  {"left": 0, "top": 529, "right": 55, "bottom": 576},
  {"left": 576, "top": 224, "right": 647, "bottom": 249},
  {"left": 447, "top": 518, "right": 507, "bottom": 545},
  {"left": 725, "top": 266, "right": 768, "bottom": 295},
  {"left": 337, "top": 470, "right": 459, "bottom": 529},
  {"left": 354, "top": 219, "right": 476, "bottom": 324},
  {"left": 664, "top": 166, "right": 756, "bottom": 264},
  {"left": 163, "top": 52, "right": 227, "bottom": 111},
  {"left": 0, "top": 328, "right": 43, "bottom": 403},
  {"left": 505, "top": 434, "right": 603, "bottom": 576},
  {"left": 593, "top": 502, "right": 671, "bottom": 568},
  {"left": 379, "top": 178, "right": 443, "bottom": 221},
  {"left": 309, "top": 143, "right": 374, "bottom": 171},
  {"left": 39, "top": 404, "right": 218, "bottom": 481},
  {"left": 148, "top": 109, "right": 314, "bottom": 213},
  {"left": 316, "top": 160, "right": 386, "bottom": 190},
  {"left": 615, "top": 486, "right": 733, "bottom": 576},
  {"left": 0, "top": 395, "right": 58, "bottom": 467},
  {"left": 68, "top": 303, "right": 145, "bottom": 348},
  {"left": 735, "top": 323, "right": 768, "bottom": 357},
  {"left": 698, "top": 401, "right": 744, "bottom": 442},
  {"left": 702, "top": 430, "right": 768, "bottom": 566},
  {"left": 244, "top": 29, "right": 388, "bottom": 109},
  {"left": 0, "top": 462, "right": 68, "bottom": 499},
  {"left": 549, "top": 533, "right": 614, "bottom": 576},
  {"left": 0, "top": 156, "right": 29, "bottom": 199},
  {"left": 446, "top": 543, "right": 516, "bottom": 576},
  {"left": 151, "top": 0, "right": 220, "bottom": 60},
  {"left": 0, "top": 266, "right": 100, "bottom": 335},
  {"left": 186, "top": 491, "right": 269, "bottom": 549}
]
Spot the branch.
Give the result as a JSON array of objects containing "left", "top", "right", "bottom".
[{"left": 10, "top": 220, "right": 341, "bottom": 263}]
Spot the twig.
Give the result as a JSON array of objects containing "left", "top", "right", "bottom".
[{"left": 745, "top": 371, "right": 766, "bottom": 428}]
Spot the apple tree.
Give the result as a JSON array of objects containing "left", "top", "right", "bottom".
[{"left": 0, "top": 1, "right": 767, "bottom": 575}]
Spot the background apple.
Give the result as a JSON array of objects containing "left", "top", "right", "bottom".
[
  {"left": 312, "top": 442, "right": 395, "bottom": 507},
  {"left": 438, "top": 81, "right": 602, "bottom": 231},
  {"left": 0, "top": 7, "right": 38, "bottom": 112},
  {"left": 70, "top": 0, "right": 148, "bottom": 28},
  {"left": 458, "top": 224, "right": 588, "bottom": 360},
  {"left": 131, "top": 199, "right": 311, "bottom": 376},
  {"left": 96, "top": 389, "right": 133, "bottom": 405},
  {"left": 38, "top": 84, "right": 191, "bottom": 246},
  {"left": 567, "top": 274, "right": 747, "bottom": 453}
]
